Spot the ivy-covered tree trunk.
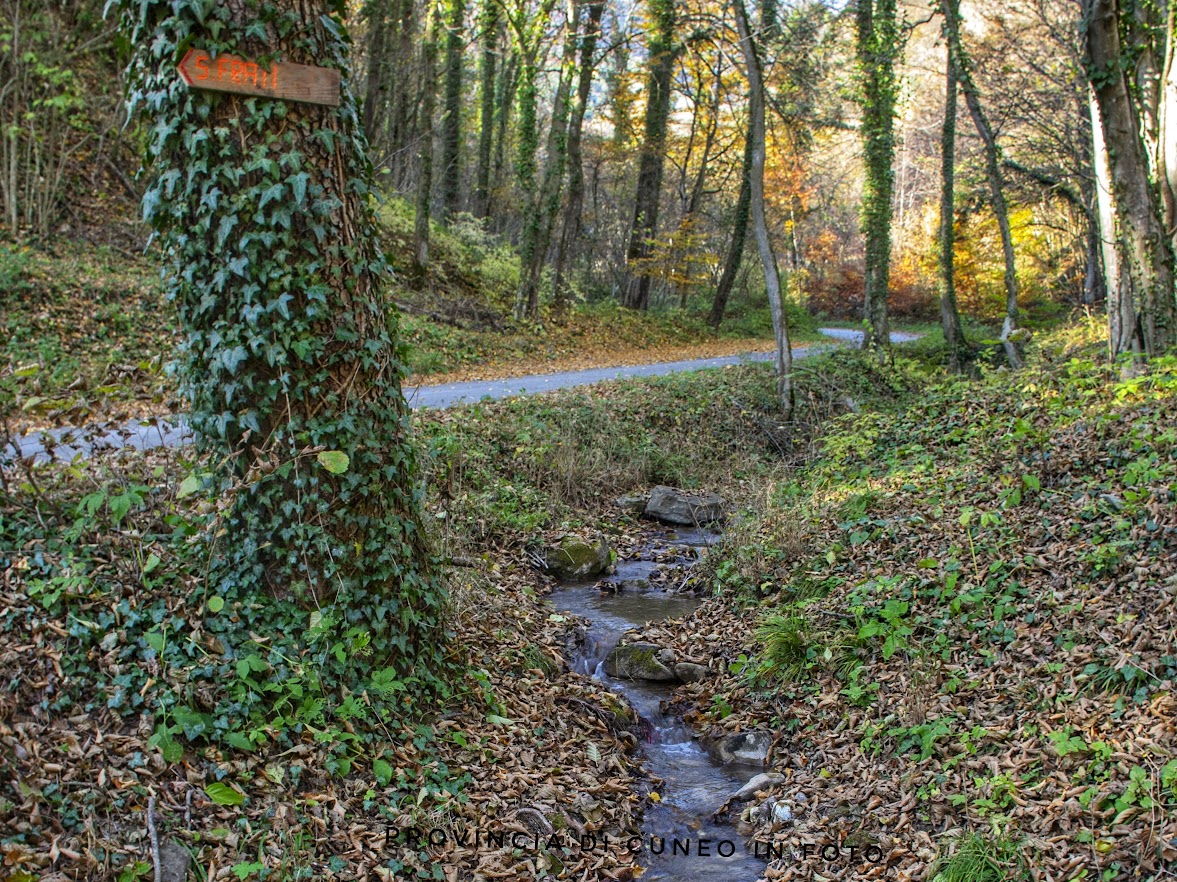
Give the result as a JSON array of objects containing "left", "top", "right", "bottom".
[
  {"left": 621, "top": 0, "right": 676, "bottom": 311},
  {"left": 552, "top": 0, "right": 605, "bottom": 314},
  {"left": 709, "top": 123, "right": 754, "bottom": 330},
  {"left": 119, "top": 0, "right": 447, "bottom": 685},
  {"left": 937, "top": 3, "right": 968, "bottom": 372},
  {"left": 1085, "top": 0, "right": 1176, "bottom": 356},
  {"left": 439, "top": 0, "right": 465, "bottom": 221},
  {"left": 733, "top": 0, "right": 793, "bottom": 417},
  {"left": 473, "top": 0, "right": 500, "bottom": 219},
  {"left": 414, "top": 3, "right": 439, "bottom": 276},
  {"left": 942, "top": 0, "right": 1021, "bottom": 368},
  {"left": 513, "top": 57, "right": 539, "bottom": 314},
  {"left": 854, "top": 0, "right": 900, "bottom": 352}
]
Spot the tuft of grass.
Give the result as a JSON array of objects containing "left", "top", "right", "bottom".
[
  {"left": 929, "top": 833, "right": 1029, "bottom": 882},
  {"left": 753, "top": 615, "right": 814, "bottom": 683}
]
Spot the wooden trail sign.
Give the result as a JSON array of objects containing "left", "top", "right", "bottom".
[{"left": 178, "top": 48, "right": 340, "bottom": 107}]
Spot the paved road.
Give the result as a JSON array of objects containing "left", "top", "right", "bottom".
[{"left": 5, "top": 328, "right": 918, "bottom": 463}]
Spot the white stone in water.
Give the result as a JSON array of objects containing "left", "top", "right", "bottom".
[{"left": 733, "top": 772, "right": 785, "bottom": 801}]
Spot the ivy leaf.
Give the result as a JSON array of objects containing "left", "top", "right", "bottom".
[
  {"left": 258, "top": 183, "right": 285, "bottom": 210},
  {"left": 204, "top": 782, "right": 245, "bottom": 806},
  {"left": 290, "top": 172, "right": 310, "bottom": 207},
  {"left": 317, "top": 451, "right": 349, "bottom": 474},
  {"left": 224, "top": 732, "right": 253, "bottom": 752},
  {"left": 178, "top": 475, "right": 202, "bottom": 498},
  {"left": 373, "top": 758, "right": 392, "bottom": 787}
]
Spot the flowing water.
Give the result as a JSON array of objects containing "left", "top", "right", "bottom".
[{"left": 549, "top": 526, "right": 771, "bottom": 881}]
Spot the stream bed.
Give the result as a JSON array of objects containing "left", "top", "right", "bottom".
[{"left": 549, "top": 526, "right": 771, "bottom": 881}]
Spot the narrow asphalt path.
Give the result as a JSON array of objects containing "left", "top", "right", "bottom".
[{"left": 5, "top": 328, "right": 918, "bottom": 463}]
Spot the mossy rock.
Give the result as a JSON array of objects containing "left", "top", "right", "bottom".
[
  {"left": 604, "top": 642, "right": 678, "bottom": 681},
  {"left": 546, "top": 534, "right": 611, "bottom": 580}
]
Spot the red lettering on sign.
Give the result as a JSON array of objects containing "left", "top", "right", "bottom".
[{"left": 178, "top": 48, "right": 340, "bottom": 106}]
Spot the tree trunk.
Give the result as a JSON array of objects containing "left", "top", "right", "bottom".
[
  {"left": 414, "top": 3, "right": 439, "bottom": 276},
  {"left": 515, "top": 0, "right": 581, "bottom": 320},
  {"left": 942, "top": 0, "right": 1021, "bottom": 368},
  {"left": 855, "top": 0, "right": 899, "bottom": 352},
  {"left": 473, "top": 0, "right": 500, "bottom": 219},
  {"left": 938, "top": 30, "right": 968, "bottom": 372},
  {"left": 387, "top": 0, "right": 416, "bottom": 187},
  {"left": 490, "top": 51, "right": 518, "bottom": 230},
  {"left": 733, "top": 0, "right": 792, "bottom": 418},
  {"left": 552, "top": 0, "right": 605, "bottom": 314},
  {"left": 1090, "top": 84, "right": 1131, "bottom": 351},
  {"left": 363, "top": 0, "right": 389, "bottom": 141},
  {"left": 621, "top": 0, "right": 676, "bottom": 311},
  {"left": 675, "top": 61, "right": 723, "bottom": 308},
  {"left": 439, "top": 0, "right": 466, "bottom": 221},
  {"left": 709, "top": 114, "right": 754, "bottom": 330},
  {"left": 119, "top": 0, "right": 447, "bottom": 682},
  {"left": 1085, "top": 0, "right": 1176, "bottom": 356}
]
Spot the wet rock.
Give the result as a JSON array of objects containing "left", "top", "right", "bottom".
[
  {"left": 673, "top": 662, "right": 709, "bottom": 683},
  {"left": 545, "top": 534, "right": 611, "bottom": 580},
  {"left": 614, "top": 492, "right": 650, "bottom": 514},
  {"left": 604, "top": 642, "right": 678, "bottom": 682},
  {"left": 709, "top": 730, "right": 772, "bottom": 766},
  {"left": 1100, "top": 493, "right": 1124, "bottom": 512},
  {"left": 733, "top": 772, "right": 785, "bottom": 801},
  {"left": 615, "top": 578, "right": 651, "bottom": 592},
  {"left": 643, "top": 485, "right": 725, "bottom": 526},
  {"left": 160, "top": 840, "right": 191, "bottom": 882}
]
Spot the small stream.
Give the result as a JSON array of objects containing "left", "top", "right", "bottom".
[{"left": 549, "top": 526, "right": 770, "bottom": 881}]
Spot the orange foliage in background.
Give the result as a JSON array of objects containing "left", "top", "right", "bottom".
[{"left": 801, "top": 228, "right": 936, "bottom": 320}]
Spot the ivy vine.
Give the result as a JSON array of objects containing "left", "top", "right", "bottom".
[{"left": 111, "top": 0, "right": 453, "bottom": 747}]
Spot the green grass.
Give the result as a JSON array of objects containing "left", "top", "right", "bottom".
[{"left": 929, "top": 833, "right": 1029, "bottom": 882}]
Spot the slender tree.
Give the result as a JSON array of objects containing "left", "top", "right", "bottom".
[
  {"left": 621, "top": 0, "right": 677, "bottom": 310},
  {"left": 552, "top": 0, "right": 606, "bottom": 313},
  {"left": 414, "top": 1, "right": 440, "bottom": 276},
  {"left": 440, "top": 0, "right": 466, "bottom": 221},
  {"left": 515, "top": 0, "right": 581, "bottom": 318},
  {"left": 1090, "top": 83, "right": 1128, "bottom": 353},
  {"left": 709, "top": 115, "right": 754, "bottom": 329},
  {"left": 1161, "top": 4, "right": 1176, "bottom": 257},
  {"left": 854, "top": 0, "right": 901, "bottom": 352},
  {"left": 674, "top": 55, "right": 725, "bottom": 308},
  {"left": 937, "top": 2, "right": 968, "bottom": 371},
  {"left": 117, "top": 0, "right": 448, "bottom": 686},
  {"left": 733, "top": 0, "right": 793, "bottom": 417},
  {"left": 474, "top": 0, "right": 501, "bottom": 218},
  {"left": 362, "top": 0, "right": 390, "bottom": 139},
  {"left": 942, "top": 0, "right": 1022, "bottom": 368}
]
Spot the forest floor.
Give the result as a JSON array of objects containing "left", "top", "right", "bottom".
[{"left": 5, "top": 320, "right": 1174, "bottom": 882}]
